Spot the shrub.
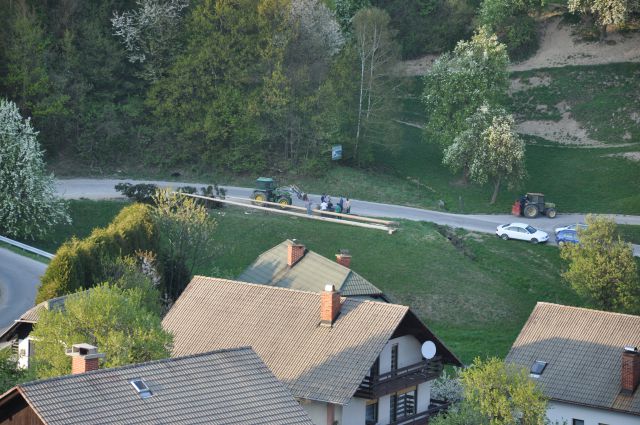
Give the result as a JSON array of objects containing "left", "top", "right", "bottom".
[
  {"left": 36, "top": 203, "right": 159, "bottom": 302},
  {"left": 115, "top": 183, "right": 158, "bottom": 204}
]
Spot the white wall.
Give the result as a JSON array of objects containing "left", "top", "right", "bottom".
[
  {"left": 303, "top": 400, "right": 328, "bottom": 425},
  {"left": 417, "top": 381, "right": 431, "bottom": 413},
  {"left": 17, "top": 337, "right": 32, "bottom": 369},
  {"left": 341, "top": 398, "right": 366, "bottom": 425},
  {"left": 547, "top": 401, "right": 640, "bottom": 425},
  {"left": 378, "top": 335, "right": 422, "bottom": 374}
]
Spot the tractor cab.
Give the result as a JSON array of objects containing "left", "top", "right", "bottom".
[{"left": 255, "top": 177, "right": 276, "bottom": 192}]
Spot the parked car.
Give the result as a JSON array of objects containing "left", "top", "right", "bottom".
[
  {"left": 554, "top": 223, "right": 587, "bottom": 235},
  {"left": 556, "top": 229, "right": 579, "bottom": 245},
  {"left": 496, "top": 223, "right": 549, "bottom": 244}
]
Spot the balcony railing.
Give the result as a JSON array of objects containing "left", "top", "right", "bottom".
[
  {"left": 389, "top": 399, "right": 452, "bottom": 425},
  {"left": 355, "top": 357, "right": 443, "bottom": 399}
]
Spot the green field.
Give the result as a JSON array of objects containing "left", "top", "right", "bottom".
[{"left": 25, "top": 199, "right": 586, "bottom": 363}]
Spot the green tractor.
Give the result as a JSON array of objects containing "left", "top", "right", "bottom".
[
  {"left": 251, "top": 177, "right": 303, "bottom": 208},
  {"left": 512, "top": 192, "right": 557, "bottom": 218}
]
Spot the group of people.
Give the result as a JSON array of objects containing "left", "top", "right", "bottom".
[{"left": 303, "top": 194, "right": 351, "bottom": 216}]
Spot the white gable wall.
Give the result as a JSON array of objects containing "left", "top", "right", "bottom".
[{"left": 547, "top": 400, "right": 640, "bottom": 425}]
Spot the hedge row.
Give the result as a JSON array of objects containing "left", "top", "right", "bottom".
[{"left": 36, "top": 204, "right": 159, "bottom": 303}]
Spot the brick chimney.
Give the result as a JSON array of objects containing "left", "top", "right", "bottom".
[
  {"left": 320, "top": 284, "right": 341, "bottom": 326},
  {"left": 66, "top": 343, "right": 105, "bottom": 374},
  {"left": 335, "top": 249, "right": 351, "bottom": 268},
  {"left": 287, "top": 240, "right": 305, "bottom": 267},
  {"left": 622, "top": 346, "right": 640, "bottom": 394}
]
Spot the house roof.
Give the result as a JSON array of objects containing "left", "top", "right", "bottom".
[
  {"left": 0, "top": 293, "right": 75, "bottom": 342},
  {"left": 505, "top": 302, "right": 640, "bottom": 416},
  {"left": 162, "top": 276, "right": 460, "bottom": 405},
  {"left": 237, "top": 240, "right": 384, "bottom": 297},
  {"left": 0, "top": 347, "right": 313, "bottom": 425}
]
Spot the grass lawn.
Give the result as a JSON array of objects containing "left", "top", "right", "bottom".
[
  {"left": 18, "top": 199, "right": 129, "bottom": 253},
  {"left": 196, "top": 206, "right": 585, "bottom": 363},
  {"left": 618, "top": 225, "right": 640, "bottom": 245},
  {"left": 29, "top": 199, "right": 585, "bottom": 363}
]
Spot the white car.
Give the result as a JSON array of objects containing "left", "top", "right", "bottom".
[
  {"left": 496, "top": 223, "right": 549, "bottom": 244},
  {"left": 554, "top": 223, "right": 587, "bottom": 235}
]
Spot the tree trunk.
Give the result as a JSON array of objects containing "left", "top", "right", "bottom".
[
  {"left": 355, "top": 25, "right": 367, "bottom": 162},
  {"left": 490, "top": 175, "right": 502, "bottom": 204}
]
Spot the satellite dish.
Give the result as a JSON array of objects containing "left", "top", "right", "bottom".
[{"left": 421, "top": 341, "right": 436, "bottom": 359}]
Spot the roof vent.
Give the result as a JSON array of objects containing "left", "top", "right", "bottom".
[
  {"left": 530, "top": 360, "right": 547, "bottom": 378},
  {"left": 130, "top": 379, "right": 153, "bottom": 399}
]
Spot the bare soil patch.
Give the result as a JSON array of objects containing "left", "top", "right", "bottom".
[
  {"left": 511, "top": 17, "right": 640, "bottom": 71},
  {"left": 604, "top": 152, "right": 640, "bottom": 161},
  {"left": 396, "top": 17, "right": 640, "bottom": 76}
]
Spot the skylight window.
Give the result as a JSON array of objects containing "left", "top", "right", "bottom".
[
  {"left": 130, "top": 379, "right": 153, "bottom": 399},
  {"left": 530, "top": 361, "right": 547, "bottom": 377}
]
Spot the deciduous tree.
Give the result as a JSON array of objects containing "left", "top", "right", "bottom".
[
  {"left": 443, "top": 105, "right": 526, "bottom": 203},
  {"left": 461, "top": 357, "right": 547, "bottom": 425},
  {"left": 31, "top": 283, "right": 172, "bottom": 379},
  {"left": 112, "top": 0, "right": 189, "bottom": 81},
  {"left": 0, "top": 99, "right": 69, "bottom": 239},
  {"left": 560, "top": 214, "right": 640, "bottom": 313},
  {"left": 152, "top": 188, "right": 217, "bottom": 301},
  {"left": 423, "top": 28, "right": 509, "bottom": 149},
  {"left": 352, "top": 7, "right": 400, "bottom": 164},
  {"left": 568, "top": 0, "right": 635, "bottom": 38}
]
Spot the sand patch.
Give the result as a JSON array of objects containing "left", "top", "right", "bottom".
[
  {"left": 604, "top": 152, "right": 640, "bottom": 161},
  {"left": 510, "top": 75, "right": 552, "bottom": 93}
]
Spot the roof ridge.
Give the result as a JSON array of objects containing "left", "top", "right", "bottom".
[
  {"left": 19, "top": 346, "right": 255, "bottom": 388},
  {"left": 194, "top": 275, "right": 405, "bottom": 309},
  {"left": 536, "top": 301, "right": 640, "bottom": 320}
]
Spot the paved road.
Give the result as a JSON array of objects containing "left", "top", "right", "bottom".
[
  {"left": 56, "top": 178, "right": 640, "bottom": 255},
  {"left": 0, "top": 248, "right": 46, "bottom": 330}
]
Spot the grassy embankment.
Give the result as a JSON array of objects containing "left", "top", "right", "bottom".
[
  {"left": 29, "top": 199, "right": 586, "bottom": 363},
  {"left": 52, "top": 64, "right": 640, "bottom": 215}
]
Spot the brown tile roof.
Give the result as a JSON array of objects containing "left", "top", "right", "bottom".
[
  {"left": 5, "top": 347, "right": 313, "bottom": 424},
  {"left": 237, "top": 240, "right": 384, "bottom": 297},
  {"left": 162, "top": 277, "right": 457, "bottom": 404},
  {"left": 505, "top": 302, "right": 640, "bottom": 415}
]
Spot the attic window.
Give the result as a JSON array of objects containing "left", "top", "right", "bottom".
[
  {"left": 130, "top": 379, "right": 153, "bottom": 399},
  {"left": 530, "top": 361, "right": 547, "bottom": 377}
]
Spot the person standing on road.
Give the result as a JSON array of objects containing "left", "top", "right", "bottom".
[
  {"left": 304, "top": 194, "right": 312, "bottom": 216},
  {"left": 344, "top": 198, "right": 351, "bottom": 214}
]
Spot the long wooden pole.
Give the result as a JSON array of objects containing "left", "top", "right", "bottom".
[
  {"left": 222, "top": 195, "right": 397, "bottom": 226},
  {"left": 175, "top": 192, "right": 397, "bottom": 234}
]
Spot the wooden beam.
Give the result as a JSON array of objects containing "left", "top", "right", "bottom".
[
  {"left": 223, "top": 194, "right": 397, "bottom": 226},
  {"left": 175, "top": 193, "right": 397, "bottom": 234}
]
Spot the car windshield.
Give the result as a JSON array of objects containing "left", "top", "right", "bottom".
[{"left": 525, "top": 225, "right": 537, "bottom": 233}]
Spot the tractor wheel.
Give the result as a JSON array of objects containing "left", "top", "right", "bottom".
[
  {"left": 523, "top": 204, "right": 539, "bottom": 218},
  {"left": 252, "top": 192, "right": 267, "bottom": 206},
  {"left": 501, "top": 234, "right": 509, "bottom": 241},
  {"left": 546, "top": 208, "right": 557, "bottom": 218},
  {"left": 277, "top": 196, "right": 291, "bottom": 208},
  {"left": 530, "top": 238, "right": 539, "bottom": 244}
]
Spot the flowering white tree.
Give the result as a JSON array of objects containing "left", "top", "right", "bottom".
[
  {"left": 290, "top": 0, "right": 344, "bottom": 57},
  {"left": 112, "top": 0, "right": 189, "bottom": 81},
  {"left": 0, "top": 99, "right": 70, "bottom": 239},
  {"left": 568, "top": 0, "right": 633, "bottom": 38},
  {"left": 444, "top": 104, "right": 526, "bottom": 204}
]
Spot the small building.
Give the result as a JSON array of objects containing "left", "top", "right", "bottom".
[
  {"left": 0, "top": 292, "right": 77, "bottom": 369},
  {"left": 238, "top": 239, "right": 386, "bottom": 300},
  {"left": 162, "top": 276, "right": 462, "bottom": 425},
  {"left": 506, "top": 302, "right": 640, "bottom": 425},
  {"left": 0, "top": 344, "right": 313, "bottom": 424}
]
